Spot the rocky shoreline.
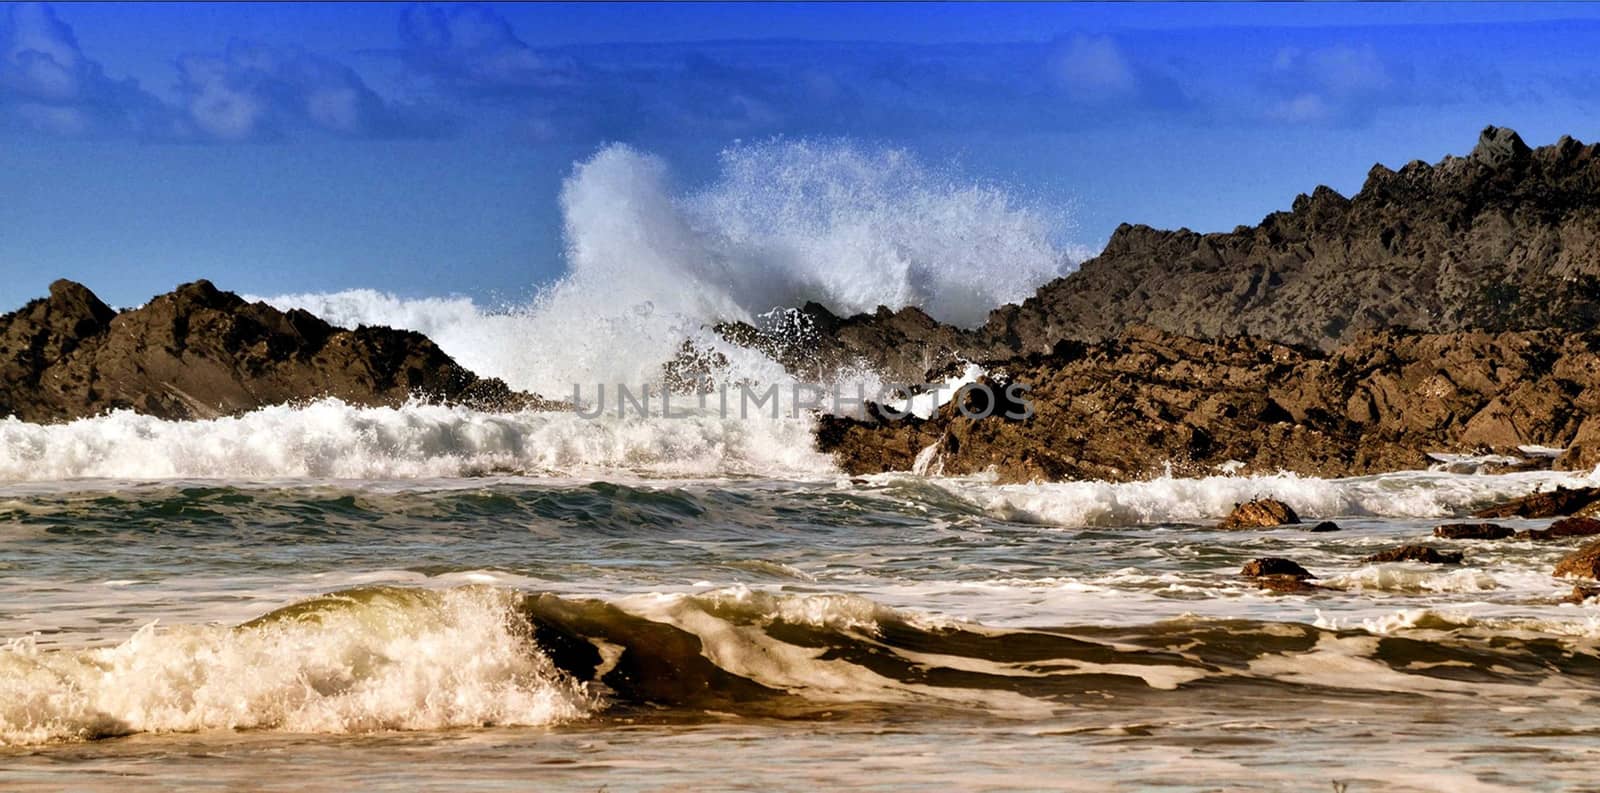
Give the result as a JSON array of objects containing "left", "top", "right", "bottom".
[{"left": 6, "top": 126, "right": 1600, "bottom": 492}]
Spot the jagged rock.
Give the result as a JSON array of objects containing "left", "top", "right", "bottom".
[
  {"left": 1361, "top": 545, "right": 1464, "bottom": 565},
  {"left": 1519, "top": 517, "right": 1600, "bottom": 542},
  {"left": 1220, "top": 499, "right": 1301, "bottom": 529},
  {"left": 0, "top": 280, "right": 555, "bottom": 422},
  {"left": 1434, "top": 523, "right": 1515, "bottom": 540},
  {"left": 1473, "top": 487, "right": 1600, "bottom": 519},
  {"left": 1240, "top": 557, "right": 1313, "bottom": 579},
  {"left": 1307, "top": 521, "right": 1341, "bottom": 533},
  {"left": 1470, "top": 125, "right": 1533, "bottom": 168},
  {"left": 816, "top": 325, "right": 1600, "bottom": 483},
  {"left": 976, "top": 127, "right": 1600, "bottom": 357},
  {"left": 1554, "top": 540, "right": 1600, "bottom": 580}
]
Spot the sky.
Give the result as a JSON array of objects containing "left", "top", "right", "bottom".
[{"left": 3, "top": 2, "right": 1600, "bottom": 309}]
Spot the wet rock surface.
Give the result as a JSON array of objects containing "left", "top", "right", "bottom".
[
  {"left": 0, "top": 280, "right": 553, "bottom": 423},
  {"left": 1240, "top": 558, "right": 1314, "bottom": 579},
  {"left": 1220, "top": 499, "right": 1302, "bottom": 529},
  {"left": 1361, "top": 545, "right": 1465, "bottom": 565},
  {"left": 1519, "top": 517, "right": 1600, "bottom": 542},
  {"left": 1434, "top": 523, "right": 1515, "bottom": 540}
]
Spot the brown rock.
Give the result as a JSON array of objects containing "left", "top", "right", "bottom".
[
  {"left": 1472, "top": 487, "right": 1600, "bottom": 519},
  {"left": 0, "top": 280, "right": 555, "bottom": 422},
  {"left": 1434, "top": 523, "right": 1515, "bottom": 540},
  {"left": 1361, "top": 545, "right": 1465, "bottom": 565},
  {"left": 1240, "top": 557, "right": 1313, "bottom": 579},
  {"left": 1561, "top": 584, "right": 1600, "bottom": 604},
  {"left": 1307, "top": 521, "right": 1341, "bottom": 533},
  {"left": 1554, "top": 540, "right": 1600, "bottom": 580},
  {"left": 1519, "top": 516, "right": 1600, "bottom": 541},
  {"left": 1219, "top": 499, "right": 1302, "bottom": 529}
]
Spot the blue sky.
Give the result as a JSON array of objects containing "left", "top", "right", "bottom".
[{"left": 3, "top": 2, "right": 1600, "bottom": 309}]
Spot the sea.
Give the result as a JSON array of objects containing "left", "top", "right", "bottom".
[{"left": 3, "top": 143, "right": 1597, "bottom": 791}]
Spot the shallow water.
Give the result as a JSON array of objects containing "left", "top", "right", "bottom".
[{"left": 3, "top": 467, "right": 1600, "bottom": 790}]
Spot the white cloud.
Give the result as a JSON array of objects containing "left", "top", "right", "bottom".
[{"left": 1050, "top": 35, "right": 1138, "bottom": 101}]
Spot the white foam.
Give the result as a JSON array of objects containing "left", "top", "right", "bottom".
[
  {"left": 0, "top": 587, "right": 592, "bottom": 745},
  {"left": 922, "top": 468, "right": 1600, "bottom": 527},
  {"left": 0, "top": 398, "right": 834, "bottom": 481}
]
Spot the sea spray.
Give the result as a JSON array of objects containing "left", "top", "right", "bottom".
[{"left": 254, "top": 140, "right": 1080, "bottom": 398}]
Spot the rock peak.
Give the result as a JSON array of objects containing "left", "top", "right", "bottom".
[{"left": 1471, "top": 125, "right": 1531, "bottom": 167}]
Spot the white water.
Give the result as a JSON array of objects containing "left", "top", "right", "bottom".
[
  {"left": 0, "top": 587, "right": 591, "bottom": 745},
  {"left": 254, "top": 140, "right": 1079, "bottom": 398},
  {"left": 915, "top": 467, "right": 1600, "bottom": 527},
  {"left": 0, "top": 399, "right": 834, "bottom": 480}
]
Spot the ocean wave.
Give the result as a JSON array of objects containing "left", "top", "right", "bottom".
[
  {"left": 0, "top": 587, "right": 592, "bottom": 745},
  {"left": 0, "top": 399, "right": 834, "bottom": 481},
  {"left": 9, "top": 584, "right": 1600, "bottom": 745}
]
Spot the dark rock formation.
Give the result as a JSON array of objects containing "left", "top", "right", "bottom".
[
  {"left": 1361, "top": 545, "right": 1464, "bottom": 565},
  {"left": 979, "top": 127, "right": 1600, "bottom": 357},
  {"left": 1434, "top": 523, "right": 1515, "bottom": 540},
  {"left": 816, "top": 324, "right": 1600, "bottom": 483},
  {"left": 1220, "top": 499, "right": 1301, "bottom": 529},
  {"left": 724, "top": 128, "right": 1600, "bottom": 390},
  {"left": 1308, "top": 521, "right": 1341, "bottom": 533},
  {"left": 1554, "top": 540, "right": 1600, "bottom": 580},
  {"left": 1240, "top": 558, "right": 1313, "bottom": 579},
  {"left": 1472, "top": 487, "right": 1600, "bottom": 519},
  {"left": 0, "top": 280, "right": 552, "bottom": 422},
  {"left": 1519, "top": 517, "right": 1600, "bottom": 542}
]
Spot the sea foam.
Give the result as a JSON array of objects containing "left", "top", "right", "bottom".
[
  {"left": 0, "top": 587, "right": 591, "bottom": 745},
  {"left": 0, "top": 399, "right": 833, "bottom": 481}
]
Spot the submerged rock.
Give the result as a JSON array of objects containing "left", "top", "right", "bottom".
[
  {"left": 1240, "top": 557, "right": 1313, "bottom": 579},
  {"left": 1520, "top": 517, "right": 1600, "bottom": 541},
  {"left": 1434, "top": 523, "right": 1515, "bottom": 540},
  {"left": 1554, "top": 540, "right": 1600, "bottom": 580},
  {"left": 0, "top": 280, "right": 555, "bottom": 423},
  {"left": 1361, "top": 545, "right": 1465, "bottom": 565},
  {"left": 1220, "top": 499, "right": 1302, "bottom": 529},
  {"left": 1307, "top": 521, "right": 1342, "bottom": 533}
]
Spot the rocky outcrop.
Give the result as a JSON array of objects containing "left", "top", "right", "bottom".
[
  {"left": 1361, "top": 545, "right": 1464, "bottom": 565},
  {"left": 816, "top": 324, "right": 1600, "bottom": 483},
  {"left": 0, "top": 280, "right": 551, "bottom": 423},
  {"left": 979, "top": 127, "right": 1600, "bottom": 356},
  {"left": 1219, "top": 499, "right": 1301, "bottom": 529},
  {"left": 1520, "top": 517, "right": 1600, "bottom": 542}
]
